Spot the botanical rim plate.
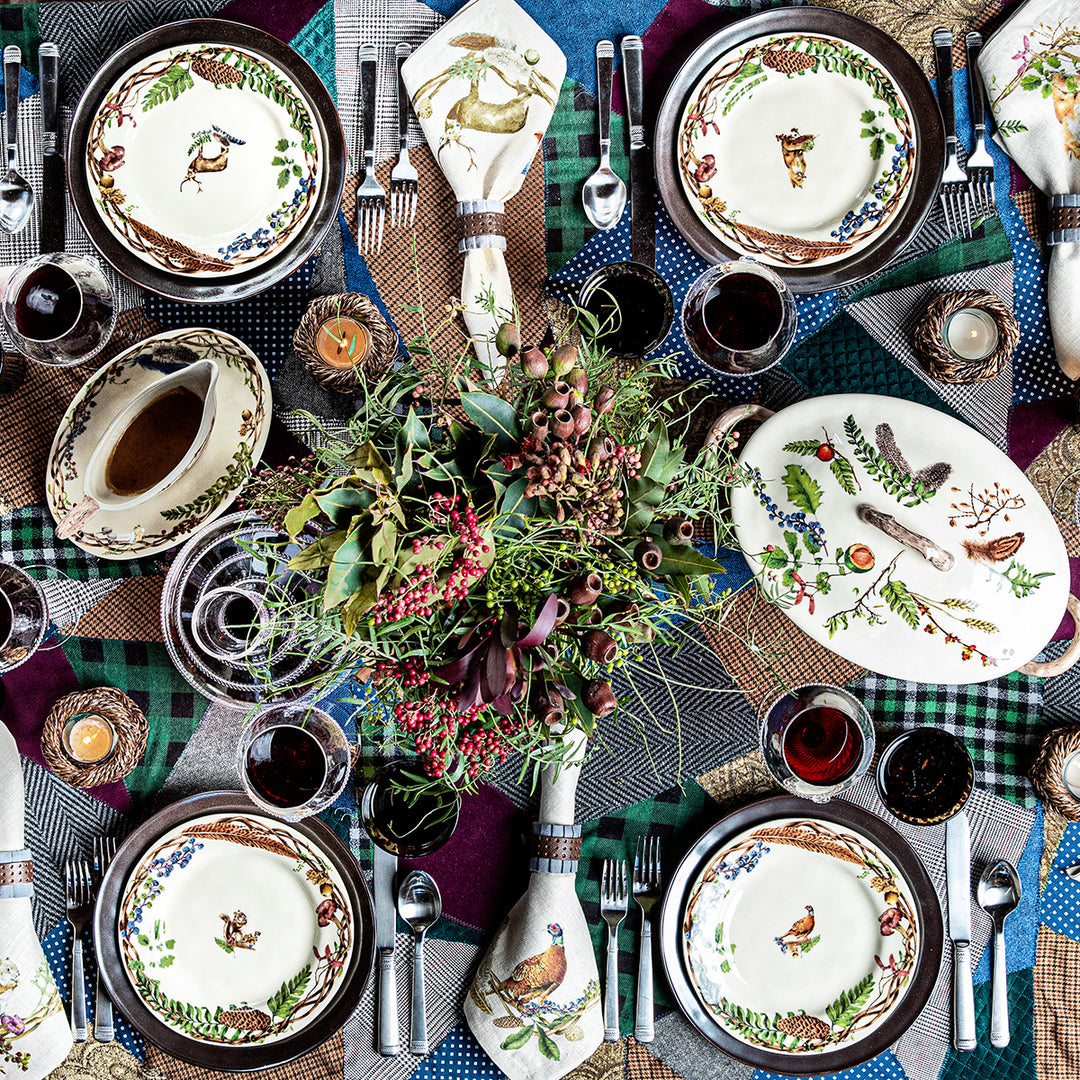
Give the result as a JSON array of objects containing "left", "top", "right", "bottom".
[
  {"left": 46, "top": 328, "right": 271, "bottom": 560},
  {"left": 676, "top": 31, "right": 916, "bottom": 268},
  {"left": 84, "top": 39, "right": 322, "bottom": 278}
]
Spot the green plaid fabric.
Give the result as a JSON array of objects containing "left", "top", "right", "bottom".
[
  {"left": 543, "top": 77, "right": 629, "bottom": 274},
  {"left": 854, "top": 672, "right": 1044, "bottom": 807},
  {"left": 60, "top": 637, "right": 210, "bottom": 800},
  {"left": 0, "top": 4, "right": 39, "bottom": 74},
  {"left": 291, "top": 0, "right": 336, "bottom": 105},
  {"left": 578, "top": 778, "right": 715, "bottom": 1031}
]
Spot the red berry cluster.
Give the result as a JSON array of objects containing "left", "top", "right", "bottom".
[
  {"left": 393, "top": 697, "right": 525, "bottom": 778},
  {"left": 373, "top": 657, "right": 429, "bottom": 689}
]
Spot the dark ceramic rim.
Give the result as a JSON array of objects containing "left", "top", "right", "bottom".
[
  {"left": 654, "top": 9, "right": 945, "bottom": 294},
  {"left": 94, "top": 791, "right": 374, "bottom": 1071},
  {"left": 658, "top": 795, "right": 944, "bottom": 1074},
  {"left": 875, "top": 728, "right": 975, "bottom": 825},
  {"left": 577, "top": 260, "right": 675, "bottom": 357},
  {"left": 68, "top": 19, "right": 346, "bottom": 303}
]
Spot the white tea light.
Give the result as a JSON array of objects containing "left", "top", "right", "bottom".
[
  {"left": 1063, "top": 750, "right": 1080, "bottom": 800},
  {"left": 943, "top": 307, "right": 999, "bottom": 361}
]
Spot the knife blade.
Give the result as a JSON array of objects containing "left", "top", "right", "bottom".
[
  {"left": 38, "top": 42, "right": 64, "bottom": 254},
  {"left": 620, "top": 35, "right": 654, "bottom": 269},
  {"left": 946, "top": 811, "right": 976, "bottom": 1051},
  {"left": 373, "top": 842, "right": 399, "bottom": 1056}
]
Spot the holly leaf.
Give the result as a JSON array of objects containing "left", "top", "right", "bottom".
[
  {"left": 782, "top": 464, "right": 823, "bottom": 513},
  {"left": 461, "top": 392, "right": 520, "bottom": 452},
  {"left": 859, "top": 109, "right": 877, "bottom": 123}
]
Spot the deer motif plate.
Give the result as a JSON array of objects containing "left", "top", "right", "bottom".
[{"left": 69, "top": 20, "right": 345, "bottom": 302}]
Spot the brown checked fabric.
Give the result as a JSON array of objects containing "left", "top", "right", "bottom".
[
  {"left": 144, "top": 1026, "right": 342, "bottom": 1080},
  {"left": 626, "top": 1037, "right": 686, "bottom": 1080},
  {"left": 703, "top": 585, "right": 866, "bottom": 715},
  {"left": 1035, "top": 925, "right": 1080, "bottom": 1080},
  {"left": 1013, "top": 189, "right": 1047, "bottom": 249},
  {"left": 71, "top": 574, "right": 167, "bottom": 643}
]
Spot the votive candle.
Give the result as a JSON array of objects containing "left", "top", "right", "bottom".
[
  {"left": 62, "top": 711, "right": 116, "bottom": 764},
  {"left": 943, "top": 307, "right": 999, "bottom": 361},
  {"left": 1062, "top": 749, "right": 1080, "bottom": 800}
]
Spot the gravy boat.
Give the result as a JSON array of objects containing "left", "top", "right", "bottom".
[{"left": 56, "top": 356, "right": 219, "bottom": 539}]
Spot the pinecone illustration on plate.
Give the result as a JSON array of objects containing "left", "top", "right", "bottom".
[
  {"left": 191, "top": 55, "right": 244, "bottom": 85},
  {"left": 775, "top": 1013, "right": 831, "bottom": 1041},
  {"left": 762, "top": 50, "right": 815, "bottom": 74},
  {"left": 217, "top": 1008, "right": 272, "bottom": 1032}
]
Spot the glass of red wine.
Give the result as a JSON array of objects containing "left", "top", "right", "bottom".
[
  {"left": 760, "top": 683, "right": 875, "bottom": 802},
  {"left": 360, "top": 758, "right": 461, "bottom": 857},
  {"left": 237, "top": 702, "right": 352, "bottom": 822},
  {"left": 681, "top": 258, "right": 797, "bottom": 376},
  {"left": 577, "top": 261, "right": 675, "bottom": 358},
  {"left": 1, "top": 252, "right": 115, "bottom": 366},
  {"left": 875, "top": 728, "right": 973, "bottom": 826}
]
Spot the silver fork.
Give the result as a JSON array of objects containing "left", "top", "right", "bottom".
[
  {"left": 632, "top": 836, "right": 661, "bottom": 1043},
  {"left": 390, "top": 43, "right": 418, "bottom": 228},
  {"left": 92, "top": 837, "right": 118, "bottom": 1042},
  {"left": 600, "top": 858, "right": 628, "bottom": 1043},
  {"left": 357, "top": 43, "right": 386, "bottom": 256},
  {"left": 964, "top": 32, "right": 996, "bottom": 222},
  {"left": 934, "top": 28, "right": 973, "bottom": 238},
  {"left": 65, "top": 859, "right": 93, "bottom": 1042}
]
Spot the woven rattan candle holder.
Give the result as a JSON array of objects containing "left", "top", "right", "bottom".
[
  {"left": 912, "top": 289, "right": 1020, "bottom": 384},
  {"left": 1030, "top": 724, "right": 1080, "bottom": 821},
  {"left": 40, "top": 686, "right": 149, "bottom": 788},
  {"left": 293, "top": 293, "right": 397, "bottom": 395}
]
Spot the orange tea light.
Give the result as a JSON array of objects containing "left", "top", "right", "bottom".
[
  {"left": 62, "top": 711, "right": 117, "bottom": 764},
  {"left": 315, "top": 317, "right": 372, "bottom": 370}
]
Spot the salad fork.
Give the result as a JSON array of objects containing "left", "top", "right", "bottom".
[
  {"left": 390, "top": 43, "right": 418, "bottom": 228},
  {"left": 632, "top": 835, "right": 661, "bottom": 1043},
  {"left": 357, "top": 44, "right": 386, "bottom": 256},
  {"left": 92, "top": 837, "right": 118, "bottom": 1042},
  {"left": 599, "top": 858, "right": 628, "bottom": 1042},
  {"left": 64, "top": 859, "right": 92, "bottom": 1041},
  {"left": 964, "top": 32, "right": 996, "bottom": 222},
  {"left": 933, "top": 28, "right": 973, "bottom": 238}
]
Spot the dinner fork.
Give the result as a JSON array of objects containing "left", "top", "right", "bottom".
[
  {"left": 92, "top": 837, "right": 118, "bottom": 1042},
  {"left": 632, "top": 835, "right": 661, "bottom": 1043},
  {"left": 600, "top": 858, "right": 628, "bottom": 1042},
  {"left": 357, "top": 43, "right": 386, "bottom": 256},
  {"left": 933, "top": 28, "right": 973, "bottom": 238},
  {"left": 390, "top": 43, "right": 418, "bottom": 228},
  {"left": 964, "top": 32, "right": 996, "bottom": 222},
  {"left": 65, "top": 859, "right": 92, "bottom": 1042}
]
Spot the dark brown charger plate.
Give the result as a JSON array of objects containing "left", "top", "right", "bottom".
[
  {"left": 658, "top": 795, "right": 943, "bottom": 1074},
  {"left": 68, "top": 19, "right": 346, "bottom": 303},
  {"left": 654, "top": 9, "right": 945, "bottom": 293},
  {"left": 94, "top": 792, "right": 374, "bottom": 1071}
]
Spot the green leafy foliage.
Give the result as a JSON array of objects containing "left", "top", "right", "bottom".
[
  {"left": 536, "top": 1028, "right": 560, "bottom": 1060},
  {"left": 142, "top": 65, "right": 194, "bottom": 111},
  {"left": 829, "top": 455, "right": 858, "bottom": 495},
  {"left": 268, "top": 965, "right": 312, "bottom": 1020},
  {"left": 825, "top": 971, "right": 875, "bottom": 1028},
  {"left": 880, "top": 579, "right": 920, "bottom": 629},
  {"left": 843, "top": 416, "right": 936, "bottom": 507},
  {"left": 501, "top": 1024, "right": 534, "bottom": 1050},
  {"left": 460, "top": 392, "right": 521, "bottom": 452},
  {"left": 1003, "top": 560, "right": 1053, "bottom": 598},
  {"left": 782, "top": 464, "right": 823, "bottom": 513}
]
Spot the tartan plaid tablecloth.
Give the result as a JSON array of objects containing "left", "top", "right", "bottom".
[{"left": 1, "top": 1, "right": 1079, "bottom": 1080}]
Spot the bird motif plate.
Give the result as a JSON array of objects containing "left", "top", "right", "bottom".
[
  {"left": 46, "top": 328, "right": 271, "bottom": 560},
  {"left": 660, "top": 797, "right": 942, "bottom": 1073},
  {"left": 95, "top": 794, "right": 374, "bottom": 1070}
]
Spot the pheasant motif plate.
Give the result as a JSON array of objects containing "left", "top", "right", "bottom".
[
  {"left": 660, "top": 798, "right": 942, "bottom": 1073},
  {"left": 95, "top": 794, "right": 374, "bottom": 1070}
]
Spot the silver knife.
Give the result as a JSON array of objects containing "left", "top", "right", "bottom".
[
  {"left": 946, "top": 811, "right": 976, "bottom": 1051},
  {"left": 38, "top": 43, "right": 64, "bottom": 254},
  {"left": 621, "top": 36, "right": 654, "bottom": 269},
  {"left": 373, "top": 843, "right": 399, "bottom": 1056}
]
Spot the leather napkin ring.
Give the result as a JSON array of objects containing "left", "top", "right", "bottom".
[
  {"left": 457, "top": 199, "right": 507, "bottom": 253},
  {"left": 1048, "top": 194, "right": 1080, "bottom": 246},
  {"left": 0, "top": 849, "right": 34, "bottom": 899},
  {"left": 530, "top": 823, "right": 582, "bottom": 874}
]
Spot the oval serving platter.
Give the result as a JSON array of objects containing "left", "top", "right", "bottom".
[
  {"left": 95, "top": 793, "right": 374, "bottom": 1070},
  {"left": 659, "top": 797, "right": 942, "bottom": 1073},
  {"left": 69, "top": 20, "right": 345, "bottom": 302},
  {"left": 655, "top": 9, "right": 944, "bottom": 292}
]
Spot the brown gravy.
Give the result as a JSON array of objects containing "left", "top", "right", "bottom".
[{"left": 105, "top": 386, "right": 204, "bottom": 497}]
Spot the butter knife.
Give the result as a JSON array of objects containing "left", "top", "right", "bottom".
[
  {"left": 373, "top": 842, "right": 399, "bottom": 1056},
  {"left": 946, "top": 811, "right": 976, "bottom": 1051},
  {"left": 620, "top": 35, "right": 654, "bottom": 269},
  {"left": 38, "top": 43, "right": 64, "bottom": 254}
]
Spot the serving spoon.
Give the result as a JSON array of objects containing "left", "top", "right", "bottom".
[
  {"left": 581, "top": 41, "right": 626, "bottom": 231},
  {"left": 977, "top": 859, "right": 1021, "bottom": 1048},
  {"left": 0, "top": 46, "right": 34, "bottom": 234},
  {"left": 397, "top": 870, "right": 442, "bottom": 1055}
]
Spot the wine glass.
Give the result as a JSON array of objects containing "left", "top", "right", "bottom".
[
  {"left": 1, "top": 252, "right": 115, "bottom": 366},
  {"left": 360, "top": 758, "right": 461, "bottom": 856}
]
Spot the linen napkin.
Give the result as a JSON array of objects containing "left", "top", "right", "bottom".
[
  {"left": 464, "top": 727, "right": 601, "bottom": 1079},
  {"left": 980, "top": 0, "right": 1080, "bottom": 378},
  {"left": 0, "top": 720, "right": 71, "bottom": 1080},
  {"left": 401, "top": 0, "right": 565, "bottom": 380}
]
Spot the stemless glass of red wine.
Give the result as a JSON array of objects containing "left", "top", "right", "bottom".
[
  {"left": 360, "top": 758, "right": 461, "bottom": 857},
  {"left": 237, "top": 702, "right": 352, "bottom": 822},
  {"left": 681, "top": 258, "right": 797, "bottom": 376},
  {"left": 1, "top": 252, "right": 115, "bottom": 366},
  {"left": 875, "top": 728, "right": 974, "bottom": 826},
  {"left": 760, "top": 683, "right": 875, "bottom": 802}
]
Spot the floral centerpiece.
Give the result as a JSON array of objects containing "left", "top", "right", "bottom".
[{"left": 242, "top": 300, "right": 740, "bottom": 791}]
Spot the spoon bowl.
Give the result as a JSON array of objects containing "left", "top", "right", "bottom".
[
  {"left": 582, "top": 41, "right": 627, "bottom": 232},
  {"left": 1, "top": 47, "right": 34, "bottom": 235},
  {"left": 977, "top": 859, "right": 1021, "bottom": 1048},
  {"left": 397, "top": 870, "right": 442, "bottom": 1055}
]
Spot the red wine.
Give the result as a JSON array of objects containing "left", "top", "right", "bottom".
[
  {"left": 877, "top": 729, "right": 973, "bottom": 824},
  {"left": 580, "top": 267, "right": 672, "bottom": 357},
  {"left": 245, "top": 724, "right": 327, "bottom": 809},
  {"left": 0, "top": 597, "right": 11, "bottom": 648},
  {"left": 361, "top": 760, "right": 460, "bottom": 856},
  {"left": 687, "top": 271, "right": 784, "bottom": 355},
  {"left": 782, "top": 705, "right": 864, "bottom": 785},
  {"left": 14, "top": 264, "right": 82, "bottom": 341}
]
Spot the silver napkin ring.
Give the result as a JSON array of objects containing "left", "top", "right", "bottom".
[
  {"left": 1048, "top": 194, "right": 1080, "bottom": 246},
  {"left": 529, "top": 823, "right": 582, "bottom": 874},
  {"left": 457, "top": 199, "right": 507, "bottom": 253},
  {"left": 0, "top": 849, "right": 34, "bottom": 899}
]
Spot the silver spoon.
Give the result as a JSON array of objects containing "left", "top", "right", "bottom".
[
  {"left": 0, "top": 46, "right": 34, "bottom": 234},
  {"left": 582, "top": 41, "right": 626, "bottom": 231},
  {"left": 976, "top": 859, "right": 1021, "bottom": 1048},
  {"left": 397, "top": 870, "right": 442, "bottom": 1056}
]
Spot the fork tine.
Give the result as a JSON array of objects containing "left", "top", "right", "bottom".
[
  {"left": 376, "top": 205, "right": 385, "bottom": 255},
  {"left": 408, "top": 188, "right": 417, "bottom": 227},
  {"left": 602, "top": 858, "right": 610, "bottom": 899},
  {"left": 620, "top": 858, "right": 628, "bottom": 901}
]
